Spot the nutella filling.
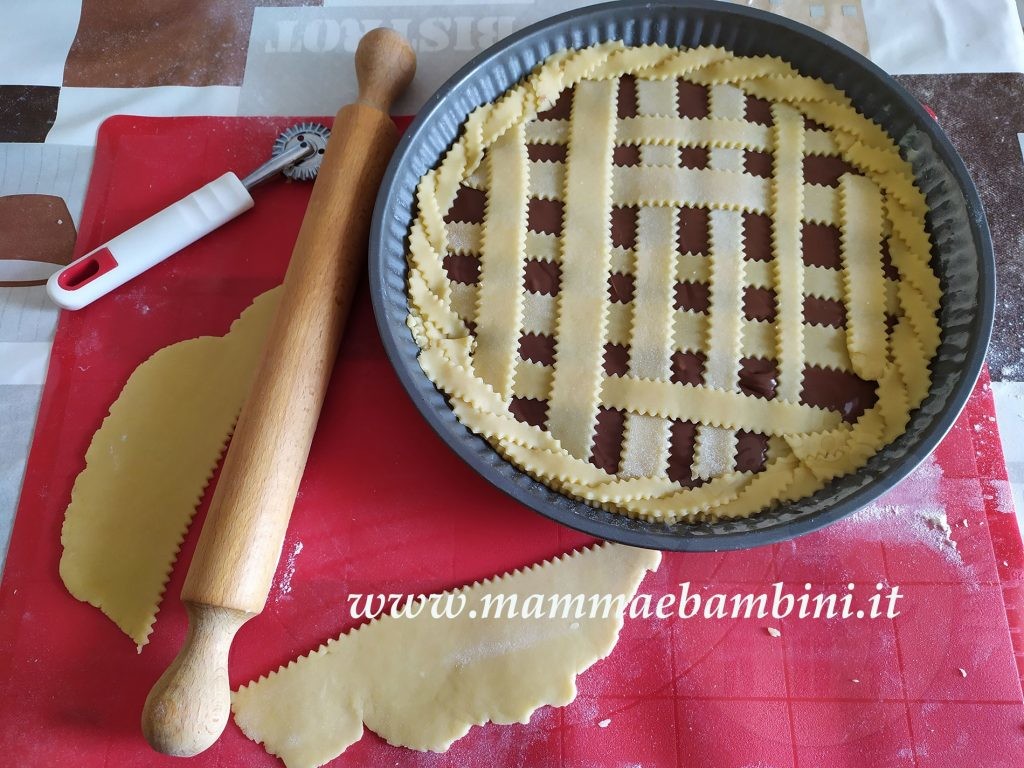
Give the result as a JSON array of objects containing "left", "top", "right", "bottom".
[
  {"left": 735, "top": 430, "right": 770, "bottom": 473},
  {"left": 743, "top": 150, "right": 774, "bottom": 179},
  {"left": 617, "top": 75, "right": 639, "bottom": 119},
  {"left": 537, "top": 88, "right": 573, "bottom": 120},
  {"left": 670, "top": 351, "right": 706, "bottom": 386},
  {"left": 524, "top": 259, "right": 561, "bottom": 295},
  {"left": 509, "top": 396, "right": 548, "bottom": 428},
  {"left": 591, "top": 407, "right": 626, "bottom": 473},
  {"left": 678, "top": 206, "right": 711, "bottom": 255},
  {"left": 880, "top": 239, "right": 900, "bottom": 280},
  {"left": 528, "top": 144, "right": 569, "bottom": 163},
  {"left": 801, "top": 223, "right": 843, "bottom": 269},
  {"left": 667, "top": 421, "right": 704, "bottom": 487},
  {"left": 527, "top": 198, "right": 564, "bottom": 236},
  {"left": 803, "top": 295, "right": 847, "bottom": 328},
  {"left": 680, "top": 146, "right": 710, "bottom": 170},
  {"left": 519, "top": 332, "right": 556, "bottom": 365},
  {"left": 674, "top": 281, "right": 711, "bottom": 314},
  {"left": 445, "top": 185, "right": 487, "bottom": 223},
  {"left": 742, "top": 212, "right": 774, "bottom": 261},
  {"left": 442, "top": 253, "right": 480, "bottom": 284},
  {"left": 743, "top": 286, "right": 777, "bottom": 323},
  {"left": 738, "top": 357, "right": 779, "bottom": 400},
  {"left": 603, "top": 343, "right": 631, "bottom": 376},
  {"left": 801, "top": 366, "right": 878, "bottom": 422},
  {"left": 804, "top": 155, "right": 859, "bottom": 187},
  {"left": 613, "top": 145, "right": 642, "bottom": 167},
  {"left": 677, "top": 80, "right": 710, "bottom": 119},
  {"left": 608, "top": 272, "right": 635, "bottom": 304},
  {"left": 610, "top": 206, "right": 638, "bottom": 249},
  {"left": 744, "top": 95, "right": 774, "bottom": 126}
]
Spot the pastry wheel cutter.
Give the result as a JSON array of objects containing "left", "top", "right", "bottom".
[{"left": 46, "top": 122, "right": 331, "bottom": 310}]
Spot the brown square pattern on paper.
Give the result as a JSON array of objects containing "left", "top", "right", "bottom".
[
  {"left": 63, "top": 0, "right": 316, "bottom": 88},
  {"left": 0, "top": 195, "right": 77, "bottom": 287},
  {"left": 897, "top": 74, "right": 1024, "bottom": 382},
  {"left": 0, "top": 86, "right": 60, "bottom": 142}
]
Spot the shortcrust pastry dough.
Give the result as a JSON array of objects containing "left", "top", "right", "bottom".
[
  {"left": 406, "top": 43, "right": 941, "bottom": 523},
  {"left": 232, "top": 543, "right": 661, "bottom": 767},
  {"left": 59, "top": 288, "right": 281, "bottom": 647}
]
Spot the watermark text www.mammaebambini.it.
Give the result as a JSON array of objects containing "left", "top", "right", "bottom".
[{"left": 346, "top": 583, "right": 903, "bottom": 622}]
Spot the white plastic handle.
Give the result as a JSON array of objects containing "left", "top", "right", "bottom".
[{"left": 47, "top": 172, "right": 254, "bottom": 310}]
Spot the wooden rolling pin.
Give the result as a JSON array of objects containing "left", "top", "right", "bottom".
[{"left": 141, "top": 28, "right": 416, "bottom": 757}]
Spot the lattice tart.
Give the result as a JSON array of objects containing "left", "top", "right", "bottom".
[{"left": 405, "top": 42, "right": 941, "bottom": 524}]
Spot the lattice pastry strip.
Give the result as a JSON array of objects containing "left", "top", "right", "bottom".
[
  {"left": 545, "top": 77, "right": 619, "bottom": 460},
  {"left": 615, "top": 115, "right": 838, "bottom": 155},
  {"left": 693, "top": 82, "right": 747, "bottom": 480},
  {"left": 619, "top": 206, "right": 678, "bottom": 478},
  {"left": 408, "top": 42, "right": 942, "bottom": 522},
  {"left": 618, "top": 75, "right": 681, "bottom": 480},
  {"left": 694, "top": 209, "right": 746, "bottom": 480},
  {"left": 473, "top": 121, "right": 530, "bottom": 400},
  {"left": 838, "top": 173, "right": 887, "bottom": 382},
  {"left": 769, "top": 102, "right": 807, "bottom": 402},
  {"left": 610, "top": 165, "right": 840, "bottom": 224}
]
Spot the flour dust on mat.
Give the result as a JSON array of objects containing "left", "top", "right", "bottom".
[
  {"left": 59, "top": 287, "right": 281, "bottom": 648},
  {"left": 231, "top": 543, "right": 661, "bottom": 768},
  {"left": 842, "top": 454, "right": 963, "bottom": 566},
  {"left": 274, "top": 540, "right": 304, "bottom": 601}
]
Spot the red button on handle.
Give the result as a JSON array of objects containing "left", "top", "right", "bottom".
[{"left": 57, "top": 248, "right": 119, "bottom": 291}]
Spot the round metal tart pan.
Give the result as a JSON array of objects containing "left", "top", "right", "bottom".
[{"left": 368, "top": 0, "right": 995, "bottom": 551}]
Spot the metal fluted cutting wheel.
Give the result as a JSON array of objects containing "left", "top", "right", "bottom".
[{"left": 273, "top": 122, "right": 331, "bottom": 182}]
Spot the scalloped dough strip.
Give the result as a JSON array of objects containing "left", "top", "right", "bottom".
[
  {"left": 727, "top": 316, "right": 851, "bottom": 372},
  {"left": 704, "top": 453, "right": 802, "bottom": 520},
  {"left": 623, "top": 470, "right": 752, "bottom": 519},
  {"left": 619, "top": 205, "right": 678, "bottom": 478},
  {"left": 618, "top": 82, "right": 679, "bottom": 480},
  {"left": 769, "top": 103, "right": 806, "bottom": 402},
  {"left": 59, "top": 287, "right": 281, "bottom": 648},
  {"left": 695, "top": 208, "right": 747, "bottom": 479},
  {"left": 613, "top": 165, "right": 766, "bottom": 211},
  {"left": 525, "top": 118, "right": 568, "bottom": 144},
  {"left": 618, "top": 115, "right": 769, "bottom": 150},
  {"left": 601, "top": 376, "right": 840, "bottom": 435},
  {"left": 898, "top": 281, "right": 941, "bottom": 362},
  {"left": 838, "top": 173, "right": 887, "bottom": 381},
  {"left": 545, "top": 78, "right": 619, "bottom": 460},
  {"left": 616, "top": 114, "right": 836, "bottom": 156},
  {"left": 232, "top": 543, "right": 661, "bottom": 767},
  {"left": 891, "top": 320, "right": 931, "bottom": 407},
  {"left": 612, "top": 165, "right": 838, "bottom": 225},
  {"left": 500, "top": 441, "right": 611, "bottom": 487},
  {"left": 473, "top": 121, "right": 530, "bottom": 400}
]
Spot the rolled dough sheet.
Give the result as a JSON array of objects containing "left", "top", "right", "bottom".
[
  {"left": 59, "top": 287, "right": 282, "bottom": 648},
  {"left": 232, "top": 542, "right": 661, "bottom": 768}
]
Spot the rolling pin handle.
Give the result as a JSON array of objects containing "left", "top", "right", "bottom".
[
  {"left": 355, "top": 28, "right": 416, "bottom": 113},
  {"left": 142, "top": 603, "right": 251, "bottom": 757}
]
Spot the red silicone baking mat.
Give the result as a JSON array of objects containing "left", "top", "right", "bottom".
[{"left": 1, "top": 115, "right": 1023, "bottom": 767}]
